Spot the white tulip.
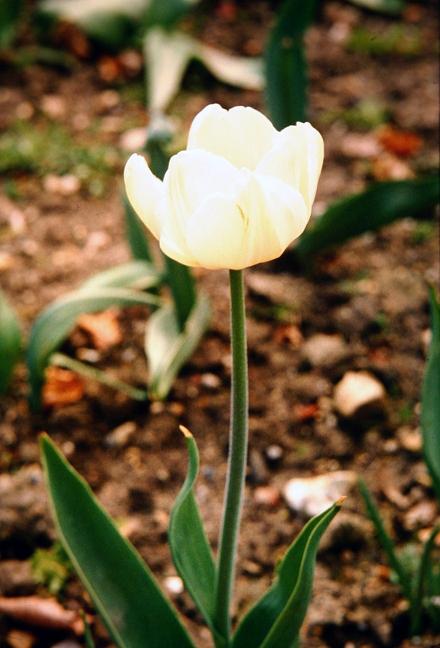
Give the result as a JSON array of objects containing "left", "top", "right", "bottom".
[{"left": 124, "top": 104, "right": 323, "bottom": 270}]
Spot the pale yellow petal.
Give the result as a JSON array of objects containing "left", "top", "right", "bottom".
[
  {"left": 234, "top": 173, "right": 308, "bottom": 267},
  {"left": 187, "top": 103, "right": 276, "bottom": 170},
  {"left": 257, "top": 122, "right": 324, "bottom": 211},
  {"left": 184, "top": 194, "right": 248, "bottom": 270},
  {"left": 124, "top": 154, "right": 164, "bottom": 239}
]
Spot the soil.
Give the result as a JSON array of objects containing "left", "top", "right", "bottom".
[{"left": 0, "top": 1, "right": 439, "bottom": 647}]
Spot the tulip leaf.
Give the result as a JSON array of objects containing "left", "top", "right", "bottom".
[
  {"left": 421, "top": 288, "right": 440, "bottom": 502},
  {"left": 144, "top": 28, "right": 262, "bottom": 116},
  {"left": 346, "top": 0, "right": 403, "bottom": 15},
  {"left": 41, "top": 434, "right": 195, "bottom": 648},
  {"left": 295, "top": 176, "right": 440, "bottom": 261},
  {"left": 81, "top": 260, "right": 162, "bottom": 291},
  {"left": 169, "top": 428, "right": 217, "bottom": 630},
  {"left": 265, "top": 0, "right": 317, "bottom": 128},
  {"left": 411, "top": 523, "right": 440, "bottom": 635},
  {"left": 0, "top": 0, "right": 24, "bottom": 49},
  {"left": 232, "top": 501, "right": 342, "bottom": 648},
  {"left": 123, "top": 194, "right": 154, "bottom": 263},
  {"left": 28, "top": 286, "right": 161, "bottom": 410},
  {"left": 0, "top": 290, "right": 21, "bottom": 393},
  {"left": 144, "top": 0, "right": 201, "bottom": 30},
  {"left": 146, "top": 293, "right": 210, "bottom": 400}
]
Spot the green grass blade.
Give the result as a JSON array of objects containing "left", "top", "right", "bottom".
[
  {"left": 358, "top": 478, "right": 413, "bottom": 601},
  {"left": 411, "top": 523, "right": 440, "bottom": 635},
  {"left": 41, "top": 434, "right": 195, "bottom": 648},
  {"left": 421, "top": 288, "right": 440, "bottom": 501},
  {"left": 145, "top": 294, "right": 210, "bottom": 400},
  {"left": 28, "top": 287, "right": 160, "bottom": 410},
  {"left": 169, "top": 427, "right": 217, "bottom": 631},
  {"left": 233, "top": 501, "right": 342, "bottom": 648},
  {"left": 264, "top": 0, "right": 317, "bottom": 128},
  {"left": 0, "top": 289, "right": 21, "bottom": 393},
  {"left": 346, "top": 0, "right": 403, "bottom": 15},
  {"left": 295, "top": 176, "right": 440, "bottom": 260}
]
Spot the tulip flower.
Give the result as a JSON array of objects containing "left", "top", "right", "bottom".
[{"left": 124, "top": 104, "right": 323, "bottom": 270}]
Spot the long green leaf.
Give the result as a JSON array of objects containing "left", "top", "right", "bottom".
[
  {"left": 0, "top": 0, "right": 24, "bottom": 48},
  {"left": 265, "top": 0, "right": 317, "bottom": 128},
  {"left": 80, "top": 260, "right": 162, "bottom": 291},
  {"left": 232, "top": 501, "right": 342, "bottom": 648},
  {"left": 295, "top": 176, "right": 440, "bottom": 260},
  {"left": 146, "top": 294, "right": 210, "bottom": 400},
  {"left": 169, "top": 427, "right": 216, "bottom": 629},
  {"left": 123, "top": 195, "right": 154, "bottom": 263},
  {"left": 0, "top": 290, "right": 21, "bottom": 393},
  {"left": 358, "top": 478, "right": 413, "bottom": 601},
  {"left": 346, "top": 0, "right": 403, "bottom": 15},
  {"left": 28, "top": 287, "right": 160, "bottom": 410},
  {"left": 421, "top": 288, "right": 440, "bottom": 501},
  {"left": 41, "top": 434, "right": 195, "bottom": 648}
]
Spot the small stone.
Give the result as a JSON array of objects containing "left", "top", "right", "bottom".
[
  {"left": 283, "top": 471, "right": 357, "bottom": 517},
  {"left": 105, "top": 421, "right": 136, "bottom": 448},
  {"left": 164, "top": 576, "right": 184, "bottom": 596},
  {"left": 253, "top": 485, "right": 281, "bottom": 507},
  {"left": 41, "top": 95, "right": 66, "bottom": 119},
  {"left": 334, "top": 371, "right": 385, "bottom": 418},
  {"left": 96, "top": 89, "right": 120, "bottom": 112},
  {"left": 200, "top": 372, "right": 221, "bottom": 389},
  {"left": 43, "top": 174, "right": 81, "bottom": 196},
  {"left": 404, "top": 500, "right": 438, "bottom": 531},
  {"left": 264, "top": 444, "right": 284, "bottom": 468},
  {"left": 302, "top": 334, "right": 348, "bottom": 368},
  {"left": 248, "top": 449, "right": 269, "bottom": 484},
  {"left": 242, "top": 560, "right": 262, "bottom": 576},
  {"left": 397, "top": 427, "right": 422, "bottom": 452},
  {"left": 119, "top": 127, "right": 147, "bottom": 152},
  {"left": 6, "top": 630, "right": 35, "bottom": 648}
]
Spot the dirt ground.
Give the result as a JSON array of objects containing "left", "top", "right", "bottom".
[{"left": 0, "top": 1, "right": 439, "bottom": 647}]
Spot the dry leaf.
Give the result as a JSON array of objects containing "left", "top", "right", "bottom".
[
  {"left": 42, "top": 366, "right": 85, "bottom": 408},
  {"left": 0, "top": 596, "right": 84, "bottom": 634},
  {"left": 294, "top": 403, "right": 319, "bottom": 422},
  {"left": 378, "top": 126, "right": 422, "bottom": 158},
  {"left": 76, "top": 309, "right": 122, "bottom": 350}
]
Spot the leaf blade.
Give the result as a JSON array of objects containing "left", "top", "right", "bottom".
[
  {"left": 41, "top": 434, "right": 195, "bottom": 648},
  {"left": 232, "top": 501, "right": 342, "bottom": 648},
  {"left": 0, "top": 290, "right": 21, "bottom": 393},
  {"left": 421, "top": 288, "right": 440, "bottom": 501},
  {"left": 295, "top": 176, "right": 440, "bottom": 260},
  {"left": 28, "top": 287, "right": 160, "bottom": 410},
  {"left": 169, "top": 428, "right": 216, "bottom": 629},
  {"left": 146, "top": 294, "right": 210, "bottom": 400}
]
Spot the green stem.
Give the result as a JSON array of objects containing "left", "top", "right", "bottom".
[{"left": 214, "top": 270, "right": 248, "bottom": 645}]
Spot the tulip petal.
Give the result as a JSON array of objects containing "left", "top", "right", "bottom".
[
  {"left": 124, "top": 154, "right": 164, "bottom": 239},
  {"left": 184, "top": 173, "right": 308, "bottom": 270},
  {"left": 187, "top": 104, "right": 276, "bottom": 171},
  {"left": 257, "top": 122, "right": 324, "bottom": 212},
  {"left": 236, "top": 174, "right": 309, "bottom": 267}
]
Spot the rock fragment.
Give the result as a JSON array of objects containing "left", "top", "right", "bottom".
[
  {"left": 334, "top": 371, "right": 385, "bottom": 417},
  {"left": 283, "top": 471, "right": 357, "bottom": 517},
  {"left": 302, "top": 334, "right": 348, "bottom": 368}
]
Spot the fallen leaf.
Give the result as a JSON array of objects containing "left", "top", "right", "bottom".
[
  {"left": 294, "top": 403, "right": 319, "bottom": 422},
  {"left": 273, "top": 324, "right": 303, "bottom": 347},
  {"left": 42, "top": 366, "right": 85, "bottom": 408},
  {"left": 0, "top": 596, "right": 84, "bottom": 634},
  {"left": 378, "top": 126, "right": 422, "bottom": 158},
  {"left": 98, "top": 56, "right": 124, "bottom": 83},
  {"left": 76, "top": 309, "right": 122, "bottom": 350}
]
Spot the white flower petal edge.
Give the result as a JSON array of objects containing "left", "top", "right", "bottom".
[
  {"left": 187, "top": 104, "right": 276, "bottom": 171},
  {"left": 257, "top": 122, "right": 324, "bottom": 213},
  {"left": 124, "top": 154, "right": 164, "bottom": 239}
]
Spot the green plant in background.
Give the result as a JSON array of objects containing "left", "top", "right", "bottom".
[
  {"left": 31, "top": 542, "right": 73, "bottom": 595},
  {"left": 359, "top": 288, "right": 440, "bottom": 636},
  {"left": 40, "top": 104, "right": 342, "bottom": 648},
  {"left": 0, "top": 289, "right": 21, "bottom": 394}
]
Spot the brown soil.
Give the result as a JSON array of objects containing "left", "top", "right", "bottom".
[{"left": 0, "top": 1, "right": 439, "bottom": 647}]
